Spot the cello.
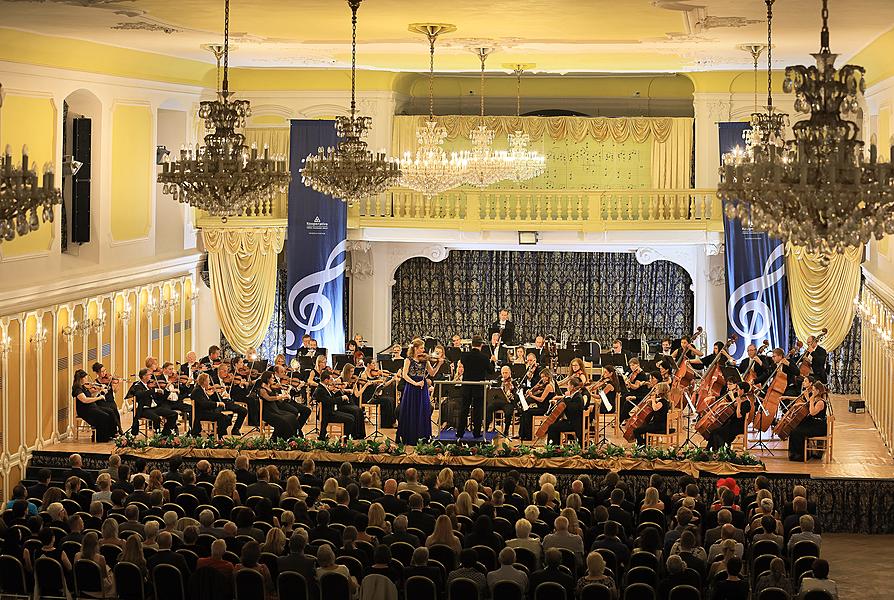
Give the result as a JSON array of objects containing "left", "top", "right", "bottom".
[
  {"left": 693, "top": 334, "right": 737, "bottom": 412},
  {"left": 622, "top": 386, "right": 660, "bottom": 442},
  {"left": 695, "top": 387, "right": 737, "bottom": 438},
  {"left": 534, "top": 393, "right": 569, "bottom": 441},
  {"left": 798, "top": 328, "right": 828, "bottom": 377},
  {"left": 668, "top": 359, "right": 695, "bottom": 409},
  {"left": 772, "top": 381, "right": 821, "bottom": 440},
  {"left": 752, "top": 342, "right": 801, "bottom": 432}
]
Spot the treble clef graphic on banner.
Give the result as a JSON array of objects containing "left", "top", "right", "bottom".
[
  {"left": 288, "top": 240, "right": 347, "bottom": 333},
  {"left": 727, "top": 243, "right": 786, "bottom": 357}
]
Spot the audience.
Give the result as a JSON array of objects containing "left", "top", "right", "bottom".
[
  {"left": 487, "top": 546, "right": 528, "bottom": 594},
  {"left": 755, "top": 557, "right": 792, "bottom": 597},
  {"left": 576, "top": 550, "right": 617, "bottom": 599},
  {"left": 447, "top": 548, "right": 488, "bottom": 596},
  {"left": 798, "top": 558, "right": 838, "bottom": 600}
]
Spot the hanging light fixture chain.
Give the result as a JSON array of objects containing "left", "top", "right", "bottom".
[
  {"left": 515, "top": 67, "right": 522, "bottom": 117},
  {"left": 349, "top": 0, "right": 359, "bottom": 117},
  {"left": 820, "top": 0, "right": 830, "bottom": 53},
  {"left": 766, "top": 0, "right": 774, "bottom": 109},
  {"left": 428, "top": 32, "right": 436, "bottom": 121},
  {"left": 222, "top": 0, "right": 229, "bottom": 94},
  {"left": 479, "top": 50, "right": 486, "bottom": 118}
]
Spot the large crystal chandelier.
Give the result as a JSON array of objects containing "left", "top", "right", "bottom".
[
  {"left": 0, "top": 143, "right": 60, "bottom": 242},
  {"left": 301, "top": 0, "right": 401, "bottom": 206},
  {"left": 464, "top": 47, "right": 513, "bottom": 188},
  {"left": 719, "top": 0, "right": 894, "bottom": 255},
  {"left": 398, "top": 24, "right": 468, "bottom": 198},
  {"left": 158, "top": 0, "right": 289, "bottom": 218},
  {"left": 505, "top": 63, "right": 546, "bottom": 182}
]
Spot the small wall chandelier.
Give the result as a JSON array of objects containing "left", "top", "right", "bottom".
[
  {"left": 505, "top": 63, "right": 546, "bottom": 182},
  {"left": 719, "top": 0, "right": 894, "bottom": 255},
  {"left": 0, "top": 143, "right": 60, "bottom": 243},
  {"left": 301, "top": 0, "right": 401, "bottom": 206},
  {"left": 464, "top": 47, "right": 513, "bottom": 188},
  {"left": 398, "top": 23, "right": 468, "bottom": 198},
  {"left": 158, "top": 0, "right": 290, "bottom": 218}
]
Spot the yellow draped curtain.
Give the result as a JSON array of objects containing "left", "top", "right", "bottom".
[
  {"left": 245, "top": 127, "right": 290, "bottom": 216},
  {"left": 391, "top": 115, "right": 693, "bottom": 190},
  {"left": 786, "top": 244, "right": 862, "bottom": 351},
  {"left": 203, "top": 226, "right": 285, "bottom": 354}
]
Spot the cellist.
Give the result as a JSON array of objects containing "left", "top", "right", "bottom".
[
  {"left": 631, "top": 382, "right": 671, "bottom": 446},
  {"left": 787, "top": 376, "right": 828, "bottom": 461},
  {"left": 738, "top": 343, "right": 767, "bottom": 381},
  {"left": 691, "top": 341, "right": 735, "bottom": 369},
  {"left": 546, "top": 376, "right": 585, "bottom": 445},
  {"left": 704, "top": 381, "right": 752, "bottom": 451},
  {"left": 757, "top": 348, "right": 801, "bottom": 396}
]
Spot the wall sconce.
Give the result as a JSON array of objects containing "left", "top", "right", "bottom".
[
  {"left": 118, "top": 301, "right": 132, "bottom": 322},
  {"left": 30, "top": 328, "right": 48, "bottom": 348},
  {"left": 189, "top": 291, "right": 199, "bottom": 305},
  {"left": 62, "top": 320, "right": 80, "bottom": 341},
  {"left": 145, "top": 298, "right": 161, "bottom": 317},
  {"left": 0, "top": 334, "right": 12, "bottom": 357}
]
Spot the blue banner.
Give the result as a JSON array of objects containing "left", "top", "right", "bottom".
[
  {"left": 285, "top": 120, "right": 347, "bottom": 357},
  {"left": 720, "top": 122, "right": 790, "bottom": 359}
]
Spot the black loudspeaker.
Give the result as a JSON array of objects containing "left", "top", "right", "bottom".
[{"left": 71, "top": 117, "right": 91, "bottom": 244}]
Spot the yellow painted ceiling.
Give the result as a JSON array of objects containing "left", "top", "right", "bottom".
[{"left": 1, "top": 0, "right": 894, "bottom": 74}]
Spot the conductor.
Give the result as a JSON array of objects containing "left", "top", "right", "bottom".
[{"left": 458, "top": 335, "right": 491, "bottom": 440}]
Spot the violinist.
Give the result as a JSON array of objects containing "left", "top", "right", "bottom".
[
  {"left": 91, "top": 362, "right": 124, "bottom": 435},
  {"left": 520, "top": 353, "right": 540, "bottom": 391},
  {"left": 359, "top": 359, "right": 396, "bottom": 429},
  {"left": 559, "top": 358, "right": 590, "bottom": 388},
  {"left": 758, "top": 348, "right": 801, "bottom": 396},
  {"left": 297, "top": 335, "right": 316, "bottom": 358},
  {"left": 430, "top": 345, "right": 452, "bottom": 380},
  {"left": 199, "top": 345, "right": 222, "bottom": 369},
  {"left": 738, "top": 344, "right": 767, "bottom": 381},
  {"left": 803, "top": 336, "right": 829, "bottom": 384},
  {"left": 258, "top": 371, "right": 303, "bottom": 439},
  {"left": 593, "top": 365, "right": 620, "bottom": 410},
  {"left": 339, "top": 364, "right": 362, "bottom": 403},
  {"left": 210, "top": 363, "right": 247, "bottom": 435},
  {"left": 305, "top": 354, "right": 330, "bottom": 395},
  {"left": 487, "top": 366, "right": 516, "bottom": 437},
  {"left": 179, "top": 351, "right": 201, "bottom": 384},
  {"left": 189, "top": 373, "right": 231, "bottom": 438},
  {"left": 270, "top": 353, "right": 287, "bottom": 372},
  {"left": 631, "top": 382, "right": 671, "bottom": 446},
  {"left": 160, "top": 361, "right": 193, "bottom": 425},
  {"left": 622, "top": 358, "right": 650, "bottom": 423},
  {"left": 126, "top": 368, "right": 178, "bottom": 436},
  {"left": 511, "top": 346, "right": 526, "bottom": 365},
  {"left": 672, "top": 335, "right": 703, "bottom": 362},
  {"left": 72, "top": 369, "right": 118, "bottom": 442},
  {"left": 518, "top": 368, "right": 556, "bottom": 441},
  {"left": 487, "top": 331, "right": 509, "bottom": 369},
  {"left": 705, "top": 381, "right": 752, "bottom": 451},
  {"left": 787, "top": 376, "right": 828, "bottom": 461},
  {"left": 546, "top": 376, "right": 585, "bottom": 446},
  {"left": 230, "top": 356, "right": 259, "bottom": 424},
  {"left": 657, "top": 360, "right": 674, "bottom": 383}
]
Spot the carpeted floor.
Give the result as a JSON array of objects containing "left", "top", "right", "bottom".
[{"left": 822, "top": 534, "right": 893, "bottom": 599}]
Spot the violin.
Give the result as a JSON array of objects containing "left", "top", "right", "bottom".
[{"left": 97, "top": 373, "right": 126, "bottom": 386}]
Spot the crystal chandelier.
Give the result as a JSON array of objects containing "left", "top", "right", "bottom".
[
  {"left": 0, "top": 143, "right": 60, "bottom": 242},
  {"left": 398, "top": 23, "right": 468, "bottom": 198},
  {"left": 464, "top": 47, "right": 513, "bottom": 188},
  {"left": 505, "top": 63, "right": 546, "bottom": 182},
  {"left": 719, "top": 0, "right": 894, "bottom": 255},
  {"left": 158, "top": 0, "right": 290, "bottom": 219},
  {"left": 301, "top": 0, "right": 401, "bottom": 206}
]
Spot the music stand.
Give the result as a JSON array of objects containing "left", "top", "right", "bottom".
[
  {"left": 298, "top": 356, "right": 315, "bottom": 371},
  {"left": 332, "top": 354, "right": 352, "bottom": 370},
  {"left": 604, "top": 353, "right": 628, "bottom": 368},
  {"left": 557, "top": 348, "right": 578, "bottom": 367},
  {"left": 510, "top": 364, "right": 528, "bottom": 380},
  {"left": 382, "top": 359, "right": 404, "bottom": 374},
  {"left": 361, "top": 347, "right": 374, "bottom": 358},
  {"left": 376, "top": 353, "right": 393, "bottom": 363},
  {"left": 315, "top": 348, "right": 328, "bottom": 358}
]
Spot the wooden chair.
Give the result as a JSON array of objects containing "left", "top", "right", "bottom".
[
  {"left": 74, "top": 417, "right": 96, "bottom": 441},
  {"left": 804, "top": 410, "right": 834, "bottom": 464},
  {"left": 581, "top": 403, "right": 598, "bottom": 446},
  {"left": 646, "top": 408, "right": 681, "bottom": 448}
]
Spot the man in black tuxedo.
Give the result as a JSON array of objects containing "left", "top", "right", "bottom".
[
  {"left": 199, "top": 345, "right": 222, "bottom": 368},
  {"left": 406, "top": 493, "right": 436, "bottom": 536},
  {"left": 486, "top": 331, "right": 509, "bottom": 369},
  {"left": 314, "top": 371, "right": 364, "bottom": 439},
  {"left": 531, "top": 335, "right": 548, "bottom": 365},
  {"left": 458, "top": 336, "right": 491, "bottom": 439},
  {"left": 804, "top": 335, "right": 828, "bottom": 384},
  {"left": 126, "top": 368, "right": 178, "bottom": 436},
  {"left": 488, "top": 308, "right": 515, "bottom": 346}
]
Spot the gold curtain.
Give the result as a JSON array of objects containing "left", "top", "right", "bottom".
[
  {"left": 203, "top": 226, "right": 285, "bottom": 354},
  {"left": 786, "top": 244, "right": 862, "bottom": 350},
  {"left": 244, "top": 127, "right": 290, "bottom": 216},
  {"left": 391, "top": 115, "right": 693, "bottom": 190}
]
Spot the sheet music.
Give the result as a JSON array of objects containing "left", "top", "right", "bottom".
[
  {"left": 517, "top": 388, "right": 529, "bottom": 412},
  {"left": 599, "top": 389, "right": 612, "bottom": 412}
]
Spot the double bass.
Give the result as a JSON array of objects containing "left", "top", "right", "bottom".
[
  {"left": 752, "top": 342, "right": 801, "bottom": 431},
  {"left": 623, "top": 386, "right": 659, "bottom": 442},
  {"left": 693, "top": 334, "right": 737, "bottom": 412},
  {"left": 798, "top": 328, "right": 828, "bottom": 377},
  {"left": 668, "top": 359, "right": 695, "bottom": 409}
]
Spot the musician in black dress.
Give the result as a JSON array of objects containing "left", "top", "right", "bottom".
[
  {"left": 623, "top": 358, "right": 650, "bottom": 423},
  {"left": 360, "top": 359, "right": 397, "bottom": 429},
  {"left": 72, "top": 369, "right": 118, "bottom": 442},
  {"left": 518, "top": 368, "right": 556, "bottom": 440},
  {"left": 803, "top": 335, "right": 829, "bottom": 384},
  {"left": 189, "top": 373, "right": 231, "bottom": 438},
  {"left": 546, "top": 376, "right": 585, "bottom": 445},
  {"left": 787, "top": 377, "right": 828, "bottom": 461},
  {"left": 272, "top": 364, "right": 311, "bottom": 432},
  {"left": 672, "top": 335, "right": 703, "bottom": 362},
  {"left": 632, "top": 382, "right": 671, "bottom": 446},
  {"left": 91, "top": 362, "right": 123, "bottom": 435},
  {"left": 458, "top": 336, "right": 492, "bottom": 439},
  {"left": 257, "top": 371, "right": 302, "bottom": 439},
  {"left": 487, "top": 366, "right": 516, "bottom": 437},
  {"left": 488, "top": 309, "right": 515, "bottom": 346},
  {"left": 315, "top": 370, "right": 364, "bottom": 440},
  {"left": 738, "top": 343, "right": 767, "bottom": 381},
  {"left": 160, "top": 361, "right": 193, "bottom": 426},
  {"left": 126, "top": 368, "right": 178, "bottom": 436},
  {"left": 705, "top": 381, "right": 752, "bottom": 451},
  {"left": 692, "top": 341, "right": 734, "bottom": 370}
]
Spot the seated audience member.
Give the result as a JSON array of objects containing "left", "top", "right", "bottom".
[
  {"left": 174, "top": 469, "right": 210, "bottom": 504},
  {"left": 705, "top": 510, "right": 744, "bottom": 549},
  {"left": 236, "top": 541, "right": 274, "bottom": 599},
  {"left": 383, "top": 514, "right": 416, "bottom": 546},
  {"left": 66, "top": 453, "right": 96, "bottom": 488},
  {"left": 447, "top": 548, "right": 488, "bottom": 597},
  {"left": 148, "top": 531, "right": 190, "bottom": 580},
  {"left": 120, "top": 534, "right": 148, "bottom": 580},
  {"left": 282, "top": 476, "right": 308, "bottom": 503},
  {"left": 195, "top": 460, "right": 215, "bottom": 484},
  {"left": 798, "top": 559, "right": 838, "bottom": 600},
  {"left": 378, "top": 478, "right": 407, "bottom": 515},
  {"left": 405, "top": 547, "right": 444, "bottom": 594},
  {"left": 788, "top": 514, "right": 822, "bottom": 552},
  {"left": 506, "top": 518, "right": 543, "bottom": 568},
  {"left": 784, "top": 497, "right": 822, "bottom": 538},
  {"left": 576, "top": 551, "right": 617, "bottom": 599},
  {"left": 212, "top": 470, "right": 240, "bottom": 502},
  {"left": 316, "top": 544, "right": 358, "bottom": 595},
  {"left": 100, "top": 518, "right": 125, "bottom": 548},
  {"left": 142, "top": 521, "right": 160, "bottom": 549},
  {"left": 261, "top": 528, "right": 287, "bottom": 556},
  {"left": 487, "top": 547, "right": 528, "bottom": 594},
  {"left": 530, "top": 548, "right": 576, "bottom": 597},
  {"left": 234, "top": 455, "right": 258, "bottom": 485},
  {"left": 464, "top": 514, "right": 504, "bottom": 554},
  {"left": 591, "top": 521, "right": 630, "bottom": 569},
  {"left": 31, "top": 528, "right": 71, "bottom": 571},
  {"left": 711, "top": 556, "right": 748, "bottom": 600},
  {"left": 197, "top": 539, "right": 235, "bottom": 578},
  {"left": 641, "top": 487, "right": 665, "bottom": 512},
  {"left": 364, "top": 544, "right": 403, "bottom": 586},
  {"left": 407, "top": 492, "right": 436, "bottom": 535},
  {"left": 164, "top": 457, "right": 184, "bottom": 483},
  {"left": 544, "top": 515, "right": 585, "bottom": 565},
  {"left": 246, "top": 467, "right": 281, "bottom": 505},
  {"left": 752, "top": 515, "right": 784, "bottom": 551},
  {"left": 783, "top": 486, "right": 817, "bottom": 519},
  {"left": 27, "top": 469, "right": 53, "bottom": 500},
  {"left": 235, "top": 508, "right": 265, "bottom": 542},
  {"left": 707, "top": 525, "right": 745, "bottom": 563},
  {"left": 657, "top": 554, "right": 699, "bottom": 600},
  {"left": 119, "top": 505, "right": 146, "bottom": 538},
  {"left": 309, "top": 510, "right": 340, "bottom": 546},
  {"left": 708, "top": 539, "right": 738, "bottom": 580},
  {"left": 74, "top": 532, "right": 114, "bottom": 597},
  {"left": 277, "top": 530, "right": 316, "bottom": 583},
  {"left": 6, "top": 486, "right": 37, "bottom": 516},
  {"left": 607, "top": 488, "right": 634, "bottom": 537},
  {"left": 755, "top": 557, "right": 792, "bottom": 598},
  {"left": 328, "top": 487, "right": 359, "bottom": 526},
  {"left": 426, "top": 514, "right": 462, "bottom": 553},
  {"left": 397, "top": 468, "right": 428, "bottom": 493}
]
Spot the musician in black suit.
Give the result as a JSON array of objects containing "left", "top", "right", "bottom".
[
  {"left": 458, "top": 335, "right": 492, "bottom": 439},
  {"left": 488, "top": 366, "right": 517, "bottom": 437},
  {"left": 488, "top": 309, "right": 515, "bottom": 346},
  {"left": 531, "top": 335, "right": 548, "bottom": 365},
  {"left": 738, "top": 343, "right": 767, "bottom": 381},
  {"left": 91, "top": 362, "right": 123, "bottom": 435},
  {"left": 199, "top": 345, "right": 222, "bottom": 368},
  {"left": 608, "top": 339, "right": 631, "bottom": 365},
  {"left": 520, "top": 354, "right": 539, "bottom": 391},
  {"left": 257, "top": 371, "right": 302, "bottom": 440},
  {"left": 486, "top": 331, "right": 509, "bottom": 368},
  {"left": 546, "top": 376, "right": 585, "bottom": 445},
  {"left": 314, "top": 371, "right": 364, "bottom": 440},
  {"left": 208, "top": 363, "right": 248, "bottom": 435},
  {"left": 803, "top": 335, "right": 829, "bottom": 384},
  {"left": 189, "top": 373, "right": 231, "bottom": 438},
  {"left": 758, "top": 348, "right": 802, "bottom": 396},
  {"left": 126, "top": 368, "right": 178, "bottom": 436},
  {"left": 160, "top": 361, "right": 193, "bottom": 425}
]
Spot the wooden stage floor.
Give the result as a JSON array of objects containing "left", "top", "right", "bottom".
[{"left": 51, "top": 395, "right": 893, "bottom": 480}]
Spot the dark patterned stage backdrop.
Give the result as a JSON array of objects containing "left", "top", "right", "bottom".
[{"left": 392, "top": 250, "right": 693, "bottom": 346}]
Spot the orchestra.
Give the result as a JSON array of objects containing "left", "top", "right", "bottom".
[{"left": 67, "top": 306, "right": 834, "bottom": 463}]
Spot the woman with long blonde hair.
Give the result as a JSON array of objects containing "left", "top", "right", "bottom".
[
  {"left": 425, "top": 514, "right": 461, "bottom": 553},
  {"left": 320, "top": 478, "right": 339, "bottom": 502},
  {"left": 560, "top": 507, "right": 582, "bottom": 536},
  {"left": 212, "top": 469, "right": 239, "bottom": 501},
  {"left": 282, "top": 476, "right": 307, "bottom": 501},
  {"left": 367, "top": 502, "right": 390, "bottom": 534},
  {"left": 261, "top": 527, "right": 286, "bottom": 556},
  {"left": 455, "top": 491, "right": 475, "bottom": 517}
]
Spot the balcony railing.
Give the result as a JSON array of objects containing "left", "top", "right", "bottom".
[{"left": 350, "top": 188, "right": 722, "bottom": 231}]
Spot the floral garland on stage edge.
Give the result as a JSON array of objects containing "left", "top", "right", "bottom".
[{"left": 112, "top": 433, "right": 762, "bottom": 466}]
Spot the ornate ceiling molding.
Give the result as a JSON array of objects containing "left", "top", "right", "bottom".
[{"left": 111, "top": 21, "right": 179, "bottom": 34}]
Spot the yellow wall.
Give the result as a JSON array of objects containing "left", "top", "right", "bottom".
[
  {"left": 850, "top": 26, "right": 894, "bottom": 87},
  {"left": 111, "top": 104, "right": 153, "bottom": 242},
  {"left": 0, "top": 95, "right": 57, "bottom": 257},
  {"left": 878, "top": 106, "right": 891, "bottom": 162}
]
